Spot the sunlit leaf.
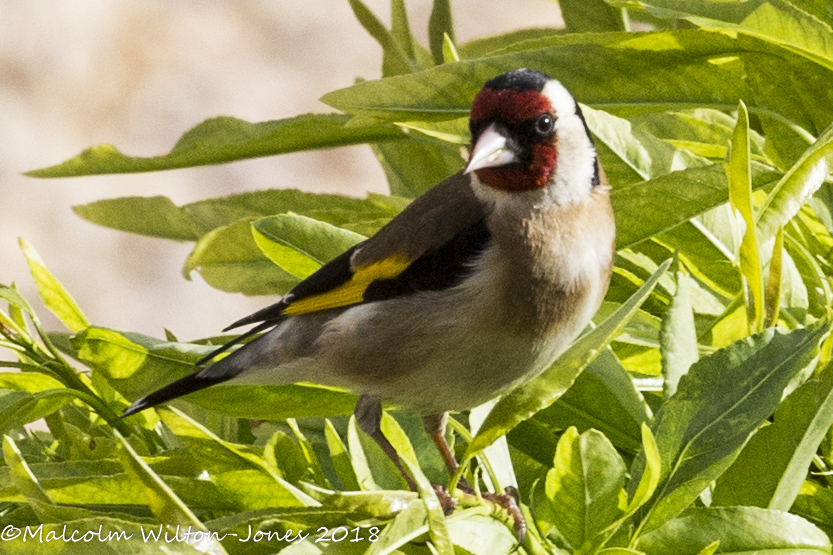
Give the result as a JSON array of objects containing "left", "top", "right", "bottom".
[
  {"left": 252, "top": 213, "right": 364, "bottom": 279},
  {"left": 727, "top": 100, "right": 764, "bottom": 332},
  {"left": 630, "top": 321, "right": 831, "bottom": 535},
  {"left": 712, "top": 362, "right": 833, "bottom": 511},
  {"left": 635, "top": 506, "right": 830, "bottom": 555},
  {"left": 28, "top": 114, "right": 405, "bottom": 177},
  {"left": 183, "top": 219, "right": 299, "bottom": 295},
  {"left": 660, "top": 269, "right": 699, "bottom": 398},
  {"left": 19, "top": 238, "right": 89, "bottom": 332},
  {"left": 537, "top": 427, "right": 626, "bottom": 550}
]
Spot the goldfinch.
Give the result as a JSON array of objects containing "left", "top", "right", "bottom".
[{"left": 123, "top": 68, "right": 615, "bottom": 525}]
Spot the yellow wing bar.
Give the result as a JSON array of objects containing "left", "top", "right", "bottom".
[{"left": 283, "top": 255, "right": 411, "bottom": 315}]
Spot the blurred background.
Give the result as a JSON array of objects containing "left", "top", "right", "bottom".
[{"left": 1, "top": 0, "right": 563, "bottom": 342}]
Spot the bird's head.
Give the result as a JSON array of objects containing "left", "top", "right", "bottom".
[{"left": 465, "top": 69, "right": 600, "bottom": 204}]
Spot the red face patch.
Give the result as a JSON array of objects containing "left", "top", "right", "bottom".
[
  {"left": 470, "top": 89, "right": 553, "bottom": 124},
  {"left": 470, "top": 87, "right": 558, "bottom": 191},
  {"left": 475, "top": 142, "right": 557, "bottom": 191}
]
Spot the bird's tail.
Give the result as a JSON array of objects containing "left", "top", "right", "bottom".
[{"left": 120, "top": 331, "right": 274, "bottom": 419}]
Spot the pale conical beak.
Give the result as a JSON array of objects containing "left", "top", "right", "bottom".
[{"left": 464, "top": 123, "right": 518, "bottom": 174}]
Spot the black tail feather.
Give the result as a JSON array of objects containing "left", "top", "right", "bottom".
[
  {"left": 120, "top": 328, "right": 279, "bottom": 419},
  {"left": 194, "top": 320, "right": 276, "bottom": 367},
  {"left": 120, "top": 371, "right": 230, "bottom": 419}
]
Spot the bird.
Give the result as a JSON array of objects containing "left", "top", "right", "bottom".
[{"left": 121, "top": 68, "right": 615, "bottom": 535}]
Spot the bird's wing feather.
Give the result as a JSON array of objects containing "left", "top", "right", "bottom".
[{"left": 197, "top": 172, "right": 490, "bottom": 365}]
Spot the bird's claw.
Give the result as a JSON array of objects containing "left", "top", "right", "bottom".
[
  {"left": 482, "top": 486, "right": 526, "bottom": 545},
  {"left": 432, "top": 483, "right": 457, "bottom": 515},
  {"left": 438, "top": 482, "right": 526, "bottom": 545}
]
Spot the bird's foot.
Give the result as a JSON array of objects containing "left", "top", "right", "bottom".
[
  {"left": 432, "top": 483, "right": 457, "bottom": 515},
  {"left": 482, "top": 486, "right": 526, "bottom": 545},
  {"left": 442, "top": 482, "right": 525, "bottom": 544}
]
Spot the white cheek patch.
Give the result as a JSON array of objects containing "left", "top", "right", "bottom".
[
  {"left": 542, "top": 80, "right": 580, "bottom": 119},
  {"left": 541, "top": 80, "right": 599, "bottom": 205}
]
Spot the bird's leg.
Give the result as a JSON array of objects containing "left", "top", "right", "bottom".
[
  {"left": 422, "top": 413, "right": 461, "bottom": 478},
  {"left": 422, "top": 412, "right": 526, "bottom": 544},
  {"left": 354, "top": 395, "right": 418, "bottom": 491}
]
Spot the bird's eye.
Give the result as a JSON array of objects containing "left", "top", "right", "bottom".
[{"left": 536, "top": 114, "right": 554, "bottom": 135}]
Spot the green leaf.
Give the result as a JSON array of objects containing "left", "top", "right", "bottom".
[
  {"left": 187, "top": 383, "right": 358, "bottom": 421},
  {"left": 727, "top": 100, "right": 764, "bottom": 332},
  {"left": 115, "top": 431, "right": 221, "bottom": 541},
  {"left": 323, "top": 30, "right": 754, "bottom": 122},
  {"left": 324, "top": 419, "right": 360, "bottom": 491},
  {"left": 511, "top": 349, "right": 647, "bottom": 460},
  {"left": 115, "top": 434, "right": 231, "bottom": 554},
  {"left": 366, "top": 498, "right": 429, "bottom": 555},
  {"left": 288, "top": 483, "right": 417, "bottom": 518},
  {"left": 401, "top": 456, "right": 453, "bottom": 555},
  {"left": 629, "top": 320, "right": 831, "bottom": 536},
  {"left": 561, "top": 0, "right": 625, "bottom": 32},
  {"left": 614, "top": 0, "right": 833, "bottom": 71},
  {"left": 757, "top": 121, "right": 833, "bottom": 244},
  {"left": 28, "top": 114, "right": 405, "bottom": 177},
  {"left": 287, "top": 418, "right": 329, "bottom": 487},
  {"left": 390, "top": 0, "right": 415, "bottom": 63},
  {"left": 348, "top": 0, "right": 417, "bottom": 77},
  {"left": 634, "top": 506, "right": 831, "bottom": 555},
  {"left": 765, "top": 226, "right": 784, "bottom": 327},
  {"left": 660, "top": 269, "right": 699, "bottom": 398},
  {"left": 456, "top": 28, "right": 564, "bottom": 59},
  {"left": 584, "top": 105, "right": 709, "bottom": 186},
  {"left": 252, "top": 213, "right": 365, "bottom": 279},
  {"left": 712, "top": 361, "right": 833, "bottom": 511},
  {"left": 184, "top": 218, "right": 299, "bottom": 295},
  {"left": 73, "top": 326, "right": 208, "bottom": 400},
  {"left": 582, "top": 424, "right": 661, "bottom": 553},
  {"left": 740, "top": 45, "right": 833, "bottom": 161},
  {"left": 372, "top": 135, "right": 464, "bottom": 198},
  {"left": 442, "top": 33, "right": 460, "bottom": 63},
  {"left": 347, "top": 415, "right": 380, "bottom": 491},
  {"left": 18, "top": 238, "right": 89, "bottom": 332},
  {"left": 0, "top": 372, "right": 65, "bottom": 393},
  {"left": 538, "top": 427, "right": 626, "bottom": 550},
  {"left": 159, "top": 408, "right": 314, "bottom": 509},
  {"left": 0, "top": 457, "right": 238, "bottom": 510},
  {"left": 613, "top": 162, "right": 780, "bottom": 251},
  {"left": 654, "top": 217, "right": 741, "bottom": 301},
  {"left": 428, "top": 0, "right": 455, "bottom": 65},
  {"left": 628, "top": 424, "right": 662, "bottom": 516},
  {"left": 264, "top": 429, "right": 307, "bottom": 482},
  {"left": 351, "top": 416, "right": 410, "bottom": 491},
  {"left": 466, "top": 258, "right": 670, "bottom": 460},
  {"left": 0, "top": 389, "right": 78, "bottom": 436},
  {"left": 3, "top": 435, "right": 53, "bottom": 505},
  {"left": 469, "top": 399, "right": 517, "bottom": 492},
  {"left": 0, "top": 372, "right": 102, "bottom": 437},
  {"left": 75, "top": 189, "right": 405, "bottom": 242},
  {"left": 379, "top": 412, "right": 419, "bottom": 470},
  {"left": 632, "top": 108, "right": 767, "bottom": 162},
  {"left": 445, "top": 514, "right": 517, "bottom": 555},
  {"left": 73, "top": 196, "right": 200, "bottom": 241},
  {"left": 792, "top": 480, "right": 833, "bottom": 538}
]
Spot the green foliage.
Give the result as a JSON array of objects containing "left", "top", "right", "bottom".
[{"left": 4, "top": 0, "right": 833, "bottom": 553}]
